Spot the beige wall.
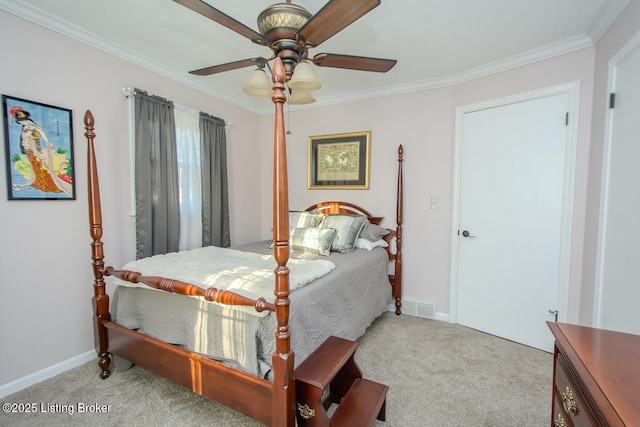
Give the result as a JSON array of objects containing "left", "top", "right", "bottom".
[{"left": 264, "top": 48, "right": 596, "bottom": 320}]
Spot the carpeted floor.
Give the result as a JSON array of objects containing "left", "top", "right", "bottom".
[{"left": 0, "top": 313, "right": 553, "bottom": 426}]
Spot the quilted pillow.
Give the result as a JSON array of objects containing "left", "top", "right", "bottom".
[
  {"left": 289, "top": 227, "right": 337, "bottom": 256},
  {"left": 320, "top": 214, "right": 367, "bottom": 253}
]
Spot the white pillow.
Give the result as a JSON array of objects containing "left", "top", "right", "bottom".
[{"left": 355, "top": 238, "right": 389, "bottom": 251}]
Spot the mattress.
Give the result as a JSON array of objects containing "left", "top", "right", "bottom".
[{"left": 111, "top": 241, "right": 391, "bottom": 378}]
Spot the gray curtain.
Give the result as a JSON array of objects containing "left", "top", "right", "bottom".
[
  {"left": 200, "top": 112, "right": 230, "bottom": 247},
  {"left": 134, "top": 89, "right": 180, "bottom": 259}
]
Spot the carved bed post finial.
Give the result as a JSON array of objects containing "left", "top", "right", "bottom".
[
  {"left": 85, "top": 110, "right": 112, "bottom": 379},
  {"left": 270, "top": 57, "right": 295, "bottom": 426},
  {"left": 395, "top": 145, "right": 404, "bottom": 315}
]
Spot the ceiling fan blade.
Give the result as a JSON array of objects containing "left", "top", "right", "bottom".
[
  {"left": 189, "top": 58, "right": 267, "bottom": 76},
  {"left": 312, "top": 53, "right": 396, "bottom": 72},
  {"left": 173, "top": 0, "right": 266, "bottom": 45},
  {"left": 297, "top": 0, "right": 380, "bottom": 47}
]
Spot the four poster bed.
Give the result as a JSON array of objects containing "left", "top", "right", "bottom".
[{"left": 86, "top": 58, "right": 404, "bottom": 426}]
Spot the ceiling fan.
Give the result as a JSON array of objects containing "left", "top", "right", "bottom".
[{"left": 172, "top": 0, "right": 397, "bottom": 84}]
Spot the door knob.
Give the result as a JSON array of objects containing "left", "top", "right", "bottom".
[{"left": 461, "top": 230, "right": 476, "bottom": 238}]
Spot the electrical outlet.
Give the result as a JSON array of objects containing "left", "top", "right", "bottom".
[{"left": 430, "top": 197, "right": 439, "bottom": 210}]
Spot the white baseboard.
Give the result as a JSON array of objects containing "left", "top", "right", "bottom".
[
  {"left": 0, "top": 350, "right": 95, "bottom": 399},
  {"left": 434, "top": 312, "right": 451, "bottom": 322}
]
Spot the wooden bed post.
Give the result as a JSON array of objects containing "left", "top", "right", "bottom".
[
  {"left": 395, "top": 145, "right": 404, "bottom": 315},
  {"left": 85, "top": 110, "right": 112, "bottom": 379},
  {"left": 270, "top": 57, "right": 295, "bottom": 426}
]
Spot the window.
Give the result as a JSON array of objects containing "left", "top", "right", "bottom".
[{"left": 175, "top": 106, "right": 203, "bottom": 251}]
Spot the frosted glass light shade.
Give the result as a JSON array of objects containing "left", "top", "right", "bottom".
[
  {"left": 242, "top": 69, "right": 272, "bottom": 97},
  {"left": 287, "top": 62, "right": 321, "bottom": 91},
  {"left": 288, "top": 89, "right": 315, "bottom": 105}
]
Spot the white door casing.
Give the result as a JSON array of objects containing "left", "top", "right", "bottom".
[{"left": 450, "top": 83, "right": 579, "bottom": 352}]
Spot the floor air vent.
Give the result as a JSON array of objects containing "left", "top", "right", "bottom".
[
  {"left": 416, "top": 302, "right": 435, "bottom": 319},
  {"left": 394, "top": 300, "right": 436, "bottom": 319}
]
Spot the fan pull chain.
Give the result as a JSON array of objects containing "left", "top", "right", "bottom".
[{"left": 286, "top": 100, "right": 291, "bottom": 135}]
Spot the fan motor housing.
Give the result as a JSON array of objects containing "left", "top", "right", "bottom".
[
  {"left": 258, "top": 3, "right": 312, "bottom": 79},
  {"left": 257, "top": 3, "right": 311, "bottom": 45}
]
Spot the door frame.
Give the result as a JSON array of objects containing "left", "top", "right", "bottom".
[
  {"left": 449, "top": 82, "right": 580, "bottom": 325},
  {"left": 594, "top": 30, "right": 640, "bottom": 327}
]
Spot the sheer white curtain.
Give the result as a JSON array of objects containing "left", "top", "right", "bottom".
[{"left": 174, "top": 105, "right": 202, "bottom": 251}]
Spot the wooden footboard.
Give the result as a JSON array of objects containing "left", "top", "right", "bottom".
[
  {"left": 105, "top": 267, "right": 275, "bottom": 312},
  {"left": 105, "top": 321, "right": 274, "bottom": 425}
]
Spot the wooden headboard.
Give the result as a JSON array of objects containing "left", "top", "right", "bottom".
[{"left": 305, "top": 201, "right": 384, "bottom": 225}]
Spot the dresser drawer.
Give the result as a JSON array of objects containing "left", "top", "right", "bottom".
[{"left": 554, "top": 353, "right": 594, "bottom": 427}]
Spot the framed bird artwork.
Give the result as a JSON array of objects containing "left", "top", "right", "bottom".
[{"left": 2, "top": 95, "right": 75, "bottom": 200}]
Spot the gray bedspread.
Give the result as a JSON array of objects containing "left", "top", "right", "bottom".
[{"left": 111, "top": 241, "right": 391, "bottom": 379}]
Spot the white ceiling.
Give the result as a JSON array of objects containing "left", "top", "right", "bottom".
[{"left": 0, "top": 0, "right": 628, "bottom": 113}]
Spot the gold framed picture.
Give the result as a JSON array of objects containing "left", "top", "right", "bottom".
[{"left": 308, "top": 131, "right": 371, "bottom": 189}]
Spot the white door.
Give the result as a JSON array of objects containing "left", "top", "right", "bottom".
[
  {"left": 597, "top": 36, "right": 640, "bottom": 335},
  {"left": 454, "top": 91, "right": 572, "bottom": 352}
]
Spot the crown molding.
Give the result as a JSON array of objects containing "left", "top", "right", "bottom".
[
  {"left": 283, "top": 34, "right": 594, "bottom": 114},
  {"left": 0, "top": 0, "right": 266, "bottom": 114},
  {"left": 1, "top": 0, "right": 627, "bottom": 115},
  {"left": 587, "top": 0, "right": 629, "bottom": 43}
]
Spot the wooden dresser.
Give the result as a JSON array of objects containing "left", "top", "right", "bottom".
[{"left": 548, "top": 322, "right": 640, "bottom": 426}]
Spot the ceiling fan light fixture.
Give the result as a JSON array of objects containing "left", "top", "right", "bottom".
[
  {"left": 177, "top": 0, "right": 396, "bottom": 104},
  {"left": 287, "top": 62, "right": 321, "bottom": 92},
  {"left": 288, "top": 89, "right": 316, "bottom": 105},
  {"left": 242, "top": 68, "right": 272, "bottom": 98}
]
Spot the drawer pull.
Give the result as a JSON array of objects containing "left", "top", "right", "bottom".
[
  {"left": 554, "top": 413, "right": 566, "bottom": 427},
  {"left": 297, "top": 403, "right": 315, "bottom": 419},
  {"left": 562, "top": 386, "right": 577, "bottom": 415}
]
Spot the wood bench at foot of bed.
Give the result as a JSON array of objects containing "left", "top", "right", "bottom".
[{"left": 295, "top": 336, "right": 388, "bottom": 427}]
